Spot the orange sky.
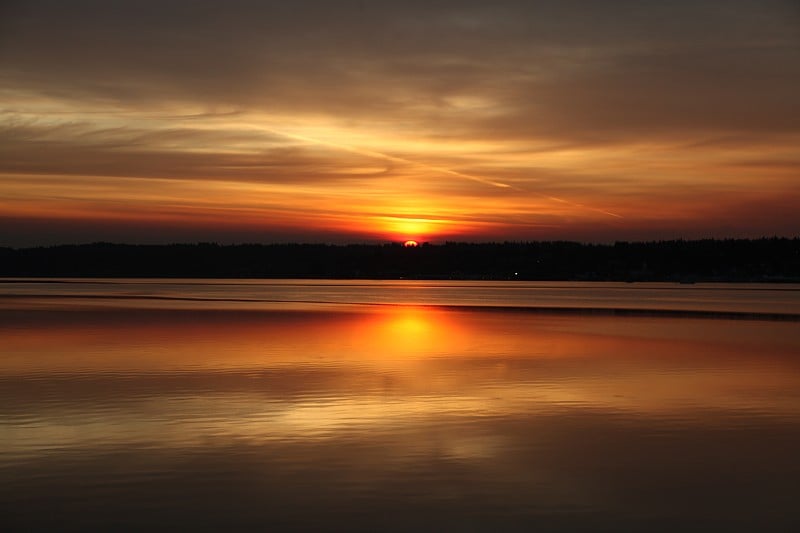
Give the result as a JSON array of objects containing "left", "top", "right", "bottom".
[{"left": 1, "top": 1, "right": 799, "bottom": 245}]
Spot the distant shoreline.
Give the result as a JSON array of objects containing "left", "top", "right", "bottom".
[{"left": 1, "top": 238, "right": 798, "bottom": 282}]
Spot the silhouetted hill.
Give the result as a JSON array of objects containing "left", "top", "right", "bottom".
[{"left": 0, "top": 239, "right": 798, "bottom": 281}]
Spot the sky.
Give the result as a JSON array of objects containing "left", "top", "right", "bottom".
[{"left": 1, "top": 0, "right": 798, "bottom": 246}]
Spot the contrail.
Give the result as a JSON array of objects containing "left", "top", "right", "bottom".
[
  {"left": 537, "top": 194, "right": 624, "bottom": 219},
  {"left": 264, "top": 128, "right": 512, "bottom": 189},
  {"left": 264, "top": 127, "right": 622, "bottom": 219}
]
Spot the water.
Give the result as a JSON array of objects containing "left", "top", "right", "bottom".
[{"left": 2, "top": 280, "right": 800, "bottom": 531}]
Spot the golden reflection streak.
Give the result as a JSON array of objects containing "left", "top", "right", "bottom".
[{"left": 3, "top": 306, "right": 800, "bottom": 454}]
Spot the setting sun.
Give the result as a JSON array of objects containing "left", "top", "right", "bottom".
[{"left": 403, "top": 240, "right": 419, "bottom": 247}]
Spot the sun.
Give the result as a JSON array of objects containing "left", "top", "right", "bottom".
[{"left": 403, "top": 240, "right": 419, "bottom": 247}]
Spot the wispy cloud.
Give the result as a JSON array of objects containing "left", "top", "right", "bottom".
[{"left": 1, "top": 0, "right": 798, "bottom": 244}]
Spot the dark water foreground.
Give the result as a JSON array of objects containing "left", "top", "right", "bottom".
[{"left": 1, "top": 281, "right": 800, "bottom": 531}]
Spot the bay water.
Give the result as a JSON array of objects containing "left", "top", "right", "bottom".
[{"left": 2, "top": 280, "right": 799, "bottom": 531}]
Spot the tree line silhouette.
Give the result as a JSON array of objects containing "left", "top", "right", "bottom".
[{"left": 0, "top": 238, "right": 797, "bottom": 281}]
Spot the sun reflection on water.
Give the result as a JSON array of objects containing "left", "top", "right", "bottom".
[
  {"left": 3, "top": 304, "right": 800, "bottom": 455},
  {"left": 355, "top": 305, "right": 469, "bottom": 358}
]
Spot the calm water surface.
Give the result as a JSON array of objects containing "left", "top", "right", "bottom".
[{"left": 1, "top": 280, "right": 800, "bottom": 531}]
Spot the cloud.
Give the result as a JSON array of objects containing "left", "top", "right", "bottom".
[
  {"left": 1, "top": 0, "right": 798, "bottom": 243},
  {"left": 2, "top": 1, "right": 797, "bottom": 140},
  {"left": 0, "top": 120, "right": 403, "bottom": 184}
]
